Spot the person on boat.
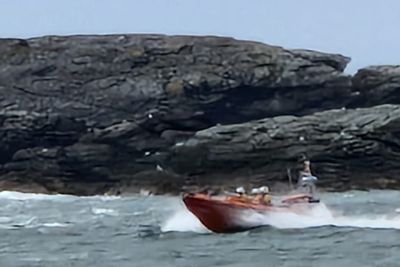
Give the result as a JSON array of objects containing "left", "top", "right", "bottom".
[
  {"left": 235, "top": 186, "right": 246, "bottom": 196},
  {"left": 298, "top": 160, "right": 318, "bottom": 200},
  {"left": 254, "top": 186, "right": 272, "bottom": 205},
  {"left": 250, "top": 188, "right": 261, "bottom": 195},
  {"left": 233, "top": 186, "right": 253, "bottom": 203},
  {"left": 299, "top": 160, "right": 312, "bottom": 178}
]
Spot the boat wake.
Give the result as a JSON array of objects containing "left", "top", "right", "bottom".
[
  {"left": 240, "top": 203, "right": 400, "bottom": 230},
  {"left": 162, "top": 202, "right": 400, "bottom": 233}
]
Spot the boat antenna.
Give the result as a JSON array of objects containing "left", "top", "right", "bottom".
[{"left": 287, "top": 168, "right": 294, "bottom": 190}]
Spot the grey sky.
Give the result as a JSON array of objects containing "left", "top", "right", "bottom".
[{"left": 1, "top": 0, "right": 399, "bottom": 73}]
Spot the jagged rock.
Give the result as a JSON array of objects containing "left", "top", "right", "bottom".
[
  {"left": 290, "top": 49, "right": 350, "bottom": 72},
  {"left": 0, "top": 34, "right": 398, "bottom": 195},
  {"left": 0, "top": 111, "right": 85, "bottom": 163},
  {"left": 351, "top": 65, "right": 400, "bottom": 107},
  {"left": 167, "top": 105, "right": 400, "bottom": 191},
  {"left": 0, "top": 34, "right": 356, "bottom": 194},
  {"left": 0, "top": 34, "right": 351, "bottom": 133}
]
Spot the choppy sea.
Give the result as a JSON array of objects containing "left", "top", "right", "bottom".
[{"left": 0, "top": 190, "right": 399, "bottom": 267}]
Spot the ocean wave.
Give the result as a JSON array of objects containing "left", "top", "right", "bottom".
[
  {"left": 0, "top": 191, "right": 75, "bottom": 201},
  {"left": 0, "top": 190, "right": 122, "bottom": 202},
  {"left": 91, "top": 208, "right": 119, "bottom": 216},
  {"left": 41, "top": 222, "right": 70, "bottom": 228}
]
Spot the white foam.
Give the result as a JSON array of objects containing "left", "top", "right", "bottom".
[
  {"left": 240, "top": 203, "right": 335, "bottom": 229},
  {"left": 161, "top": 208, "right": 209, "bottom": 233},
  {"left": 331, "top": 215, "right": 400, "bottom": 229},
  {"left": 91, "top": 208, "right": 118, "bottom": 216},
  {"left": 162, "top": 202, "right": 400, "bottom": 232},
  {"left": 90, "top": 195, "right": 121, "bottom": 201},
  {"left": 0, "top": 191, "right": 121, "bottom": 202},
  {"left": 239, "top": 203, "right": 400, "bottom": 230},
  {"left": 0, "top": 191, "right": 74, "bottom": 201},
  {"left": 41, "top": 222, "right": 69, "bottom": 228}
]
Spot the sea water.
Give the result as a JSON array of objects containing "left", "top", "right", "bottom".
[{"left": 0, "top": 190, "right": 399, "bottom": 266}]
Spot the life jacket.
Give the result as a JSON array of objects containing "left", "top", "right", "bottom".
[
  {"left": 253, "top": 194, "right": 272, "bottom": 205},
  {"left": 263, "top": 194, "right": 272, "bottom": 204}
]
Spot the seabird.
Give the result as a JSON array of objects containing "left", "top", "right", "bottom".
[{"left": 156, "top": 165, "right": 163, "bottom": 171}]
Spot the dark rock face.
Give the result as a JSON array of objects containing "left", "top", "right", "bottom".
[
  {"left": 0, "top": 35, "right": 351, "bottom": 132},
  {"left": 168, "top": 105, "right": 400, "bottom": 191},
  {"left": 351, "top": 65, "right": 400, "bottom": 107},
  {"left": 0, "top": 34, "right": 398, "bottom": 194}
]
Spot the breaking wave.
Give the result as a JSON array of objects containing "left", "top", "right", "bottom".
[
  {"left": 0, "top": 191, "right": 74, "bottom": 201},
  {"left": 91, "top": 208, "right": 119, "bottom": 216},
  {"left": 0, "top": 191, "right": 120, "bottom": 201}
]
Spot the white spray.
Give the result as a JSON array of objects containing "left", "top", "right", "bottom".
[
  {"left": 161, "top": 207, "right": 209, "bottom": 233},
  {"left": 162, "top": 202, "right": 400, "bottom": 232}
]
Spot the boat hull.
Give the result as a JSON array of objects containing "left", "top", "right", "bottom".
[
  {"left": 183, "top": 194, "right": 252, "bottom": 233},
  {"left": 183, "top": 193, "right": 317, "bottom": 233}
]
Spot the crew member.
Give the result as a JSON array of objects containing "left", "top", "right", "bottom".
[
  {"left": 298, "top": 160, "right": 318, "bottom": 199},
  {"left": 254, "top": 186, "right": 272, "bottom": 205},
  {"left": 234, "top": 186, "right": 252, "bottom": 203}
]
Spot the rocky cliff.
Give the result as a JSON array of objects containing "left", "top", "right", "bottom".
[{"left": 0, "top": 34, "right": 399, "bottom": 195}]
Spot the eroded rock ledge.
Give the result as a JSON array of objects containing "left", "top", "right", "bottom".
[
  {"left": 0, "top": 34, "right": 399, "bottom": 195},
  {"left": 169, "top": 104, "right": 400, "bottom": 191}
]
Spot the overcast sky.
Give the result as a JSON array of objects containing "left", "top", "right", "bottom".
[{"left": 1, "top": 0, "right": 399, "bottom": 73}]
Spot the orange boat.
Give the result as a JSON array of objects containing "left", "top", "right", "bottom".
[{"left": 182, "top": 192, "right": 320, "bottom": 233}]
